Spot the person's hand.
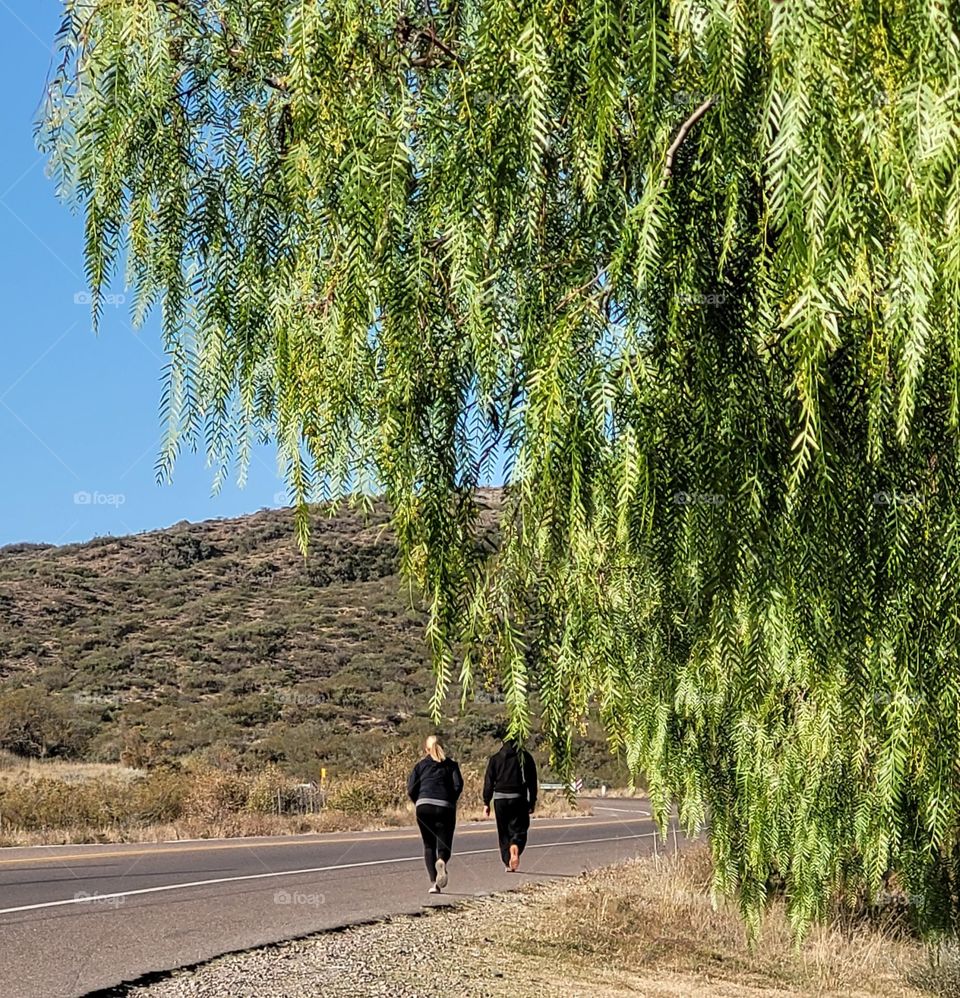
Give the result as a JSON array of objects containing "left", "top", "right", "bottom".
[{"left": 482, "top": 805, "right": 490, "bottom": 819}]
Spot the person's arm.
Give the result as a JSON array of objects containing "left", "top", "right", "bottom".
[
  {"left": 526, "top": 752, "right": 538, "bottom": 812},
  {"left": 407, "top": 761, "right": 420, "bottom": 803},
  {"left": 451, "top": 761, "right": 464, "bottom": 802},
  {"left": 482, "top": 756, "right": 495, "bottom": 815}
]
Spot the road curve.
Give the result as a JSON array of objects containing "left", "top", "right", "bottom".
[{"left": 0, "top": 798, "right": 679, "bottom": 997}]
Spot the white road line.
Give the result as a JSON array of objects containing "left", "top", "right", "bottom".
[
  {"left": 593, "top": 806, "right": 652, "bottom": 816},
  {"left": 0, "top": 832, "right": 656, "bottom": 917}
]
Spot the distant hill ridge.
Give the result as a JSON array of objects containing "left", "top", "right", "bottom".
[{"left": 0, "top": 490, "right": 621, "bottom": 783}]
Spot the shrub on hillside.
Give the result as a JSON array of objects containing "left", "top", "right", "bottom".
[
  {"left": 157, "top": 533, "right": 222, "bottom": 569},
  {"left": 223, "top": 693, "right": 282, "bottom": 726},
  {"left": 0, "top": 689, "right": 88, "bottom": 759}
]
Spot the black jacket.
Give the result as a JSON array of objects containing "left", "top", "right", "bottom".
[
  {"left": 482, "top": 744, "right": 538, "bottom": 811},
  {"left": 407, "top": 756, "right": 464, "bottom": 807}
]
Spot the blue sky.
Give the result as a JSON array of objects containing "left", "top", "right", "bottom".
[{"left": 0, "top": 6, "right": 330, "bottom": 546}]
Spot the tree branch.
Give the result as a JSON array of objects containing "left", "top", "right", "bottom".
[
  {"left": 557, "top": 270, "right": 607, "bottom": 312},
  {"left": 663, "top": 96, "right": 716, "bottom": 181},
  {"left": 396, "top": 16, "right": 461, "bottom": 69},
  {"left": 419, "top": 27, "right": 460, "bottom": 63}
]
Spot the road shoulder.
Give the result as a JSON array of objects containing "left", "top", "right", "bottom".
[{"left": 111, "top": 847, "right": 938, "bottom": 998}]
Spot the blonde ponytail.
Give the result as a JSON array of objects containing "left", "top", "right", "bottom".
[{"left": 424, "top": 734, "right": 446, "bottom": 763}]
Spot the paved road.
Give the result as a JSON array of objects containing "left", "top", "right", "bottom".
[{"left": 0, "top": 798, "right": 678, "bottom": 997}]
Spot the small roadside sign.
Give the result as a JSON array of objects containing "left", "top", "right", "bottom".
[{"left": 541, "top": 777, "right": 584, "bottom": 793}]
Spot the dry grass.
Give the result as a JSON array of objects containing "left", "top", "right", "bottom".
[
  {"left": 0, "top": 753, "right": 144, "bottom": 783},
  {"left": 469, "top": 844, "right": 960, "bottom": 998},
  {"left": 0, "top": 752, "right": 586, "bottom": 846},
  {"left": 0, "top": 801, "right": 585, "bottom": 847},
  {"left": 0, "top": 808, "right": 417, "bottom": 846}
]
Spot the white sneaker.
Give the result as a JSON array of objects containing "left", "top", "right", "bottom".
[
  {"left": 428, "top": 883, "right": 441, "bottom": 894},
  {"left": 435, "top": 859, "right": 448, "bottom": 889}
]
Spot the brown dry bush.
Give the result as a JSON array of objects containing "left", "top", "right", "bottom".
[
  {"left": 0, "top": 776, "right": 126, "bottom": 829},
  {"left": 325, "top": 745, "right": 417, "bottom": 815},
  {"left": 182, "top": 768, "right": 248, "bottom": 822}
]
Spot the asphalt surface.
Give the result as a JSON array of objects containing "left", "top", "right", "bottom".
[{"left": 0, "top": 798, "right": 677, "bottom": 998}]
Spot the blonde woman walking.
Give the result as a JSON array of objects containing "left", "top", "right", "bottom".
[{"left": 407, "top": 734, "right": 464, "bottom": 893}]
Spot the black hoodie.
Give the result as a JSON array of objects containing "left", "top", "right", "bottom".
[
  {"left": 407, "top": 755, "right": 464, "bottom": 808},
  {"left": 482, "top": 743, "right": 538, "bottom": 811}
]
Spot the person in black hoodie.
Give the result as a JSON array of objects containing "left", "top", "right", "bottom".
[
  {"left": 407, "top": 734, "right": 463, "bottom": 893},
  {"left": 482, "top": 736, "right": 538, "bottom": 872}
]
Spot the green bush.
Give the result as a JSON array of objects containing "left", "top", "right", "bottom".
[
  {"left": 223, "top": 693, "right": 282, "bottom": 726},
  {"left": 129, "top": 767, "right": 188, "bottom": 823},
  {"left": 0, "top": 689, "right": 88, "bottom": 759},
  {"left": 246, "top": 765, "right": 301, "bottom": 814}
]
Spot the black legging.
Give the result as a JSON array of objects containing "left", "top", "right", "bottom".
[
  {"left": 415, "top": 803, "right": 456, "bottom": 879},
  {"left": 493, "top": 797, "right": 530, "bottom": 865}
]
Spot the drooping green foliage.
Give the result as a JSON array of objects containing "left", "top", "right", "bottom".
[{"left": 42, "top": 0, "right": 960, "bottom": 937}]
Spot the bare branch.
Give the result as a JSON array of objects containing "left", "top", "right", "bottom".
[
  {"left": 557, "top": 270, "right": 607, "bottom": 312},
  {"left": 663, "top": 97, "right": 716, "bottom": 181}
]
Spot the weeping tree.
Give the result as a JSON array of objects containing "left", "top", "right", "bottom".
[{"left": 42, "top": 0, "right": 960, "bottom": 936}]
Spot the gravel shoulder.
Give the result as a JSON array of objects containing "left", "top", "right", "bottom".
[{"left": 120, "top": 887, "right": 574, "bottom": 998}]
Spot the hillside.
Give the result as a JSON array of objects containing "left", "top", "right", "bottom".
[{"left": 0, "top": 492, "right": 621, "bottom": 783}]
